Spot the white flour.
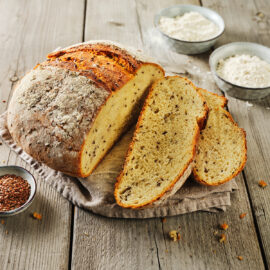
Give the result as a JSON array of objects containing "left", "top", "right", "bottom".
[
  {"left": 158, "top": 11, "right": 220, "bottom": 42},
  {"left": 217, "top": 54, "right": 270, "bottom": 88}
]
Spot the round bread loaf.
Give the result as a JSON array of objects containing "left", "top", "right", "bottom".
[{"left": 7, "top": 41, "right": 164, "bottom": 177}]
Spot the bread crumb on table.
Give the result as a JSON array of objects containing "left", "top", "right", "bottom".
[
  {"left": 1, "top": 219, "right": 5, "bottom": 225},
  {"left": 220, "top": 223, "right": 229, "bottom": 230},
  {"left": 219, "top": 234, "right": 226, "bottom": 243},
  {"left": 32, "top": 212, "right": 42, "bottom": 220},
  {"left": 258, "top": 180, "right": 267, "bottom": 188},
  {"left": 169, "top": 230, "right": 181, "bottom": 242},
  {"left": 237, "top": 256, "right": 243, "bottom": 261},
  {"left": 239, "top": 213, "right": 247, "bottom": 219},
  {"left": 161, "top": 218, "right": 166, "bottom": 223}
]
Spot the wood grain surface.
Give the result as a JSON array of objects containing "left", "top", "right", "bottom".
[
  {"left": 202, "top": 0, "right": 270, "bottom": 267},
  {"left": 0, "top": 0, "right": 269, "bottom": 269},
  {"left": 0, "top": 0, "right": 84, "bottom": 269}
]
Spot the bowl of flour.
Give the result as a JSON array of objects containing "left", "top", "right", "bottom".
[
  {"left": 210, "top": 42, "right": 270, "bottom": 100},
  {"left": 154, "top": 5, "right": 224, "bottom": 54}
]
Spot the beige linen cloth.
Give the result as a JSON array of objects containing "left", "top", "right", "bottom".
[
  {"left": 0, "top": 112, "right": 237, "bottom": 218},
  {"left": 0, "top": 35, "right": 238, "bottom": 218}
]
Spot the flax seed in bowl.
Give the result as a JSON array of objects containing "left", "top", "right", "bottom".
[{"left": 0, "top": 166, "right": 36, "bottom": 217}]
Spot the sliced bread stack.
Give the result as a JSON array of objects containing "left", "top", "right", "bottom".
[
  {"left": 114, "top": 76, "right": 208, "bottom": 208},
  {"left": 114, "top": 80, "right": 247, "bottom": 208}
]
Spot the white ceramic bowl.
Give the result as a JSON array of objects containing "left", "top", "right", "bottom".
[
  {"left": 0, "top": 166, "right": 36, "bottom": 217},
  {"left": 210, "top": 42, "right": 270, "bottom": 100},
  {"left": 154, "top": 4, "right": 225, "bottom": 55}
]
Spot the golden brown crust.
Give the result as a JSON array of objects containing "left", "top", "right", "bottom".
[
  {"left": 114, "top": 76, "right": 208, "bottom": 208},
  {"left": 193, "top": 109, "right": 247, "bottom": 186},
  {"left": 45, "top": 43, "right": 143, "bottom": 91}
]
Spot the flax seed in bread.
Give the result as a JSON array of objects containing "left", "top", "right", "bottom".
[
  {"left": 194, "top": 90, "right": 247, "bottom": 185},
  {"left": 114, "top": 76, "right": 208, "bottom": 208}
]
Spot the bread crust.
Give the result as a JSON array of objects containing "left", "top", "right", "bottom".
[
  {"left": 114, "top": 76, "right": 208, "bottom": 208},
  {"left": 193, "top": 108, "right": 247, "bottom": 186},
  {"left": 7, "top": 41, "right": 164, "bottom": 177},
  {"left": 198, "top": 88, "right": 228, "bottom": 108}
]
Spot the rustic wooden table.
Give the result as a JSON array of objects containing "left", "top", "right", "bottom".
[{"left": 0, "top": 0, "right": 269, "bottom": 269}]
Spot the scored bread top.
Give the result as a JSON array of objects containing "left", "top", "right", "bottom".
[
  {"left": 115, "top": 76, "right": 208, "bottom": 208},
  {"left": 7, "top": 41, "right": 164, "bottom": 177},
  {"left": 45, "top": 43, "right": 143, "bottom": 91}
]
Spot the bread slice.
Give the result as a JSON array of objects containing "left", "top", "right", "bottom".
[
  {"left": 114, "top": 76, "right": 208, "bottom": 208},
  {"left": 193, "top": 90, "right": 247, "bottom": 185}
]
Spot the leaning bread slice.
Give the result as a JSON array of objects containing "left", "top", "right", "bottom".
[
  {"left": 114, "top": 76, "right": 208, "bottom": 208},
  {"left": 193, "top": 90, "right": 247, "bottom": 185}
]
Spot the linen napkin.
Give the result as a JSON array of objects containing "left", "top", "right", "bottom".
[{"left": 0, "top": 112, "right": 237, "bottom": 218}]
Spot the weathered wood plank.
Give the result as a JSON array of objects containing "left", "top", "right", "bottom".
[
  {"left": 0, "top": 0, "right": 85, "bottom": 269},
  {"left": 84, "top": 0, "right": 143, "bottom": 48},
  {"left": 71, "top": 0, "right": 265, "bottom": 269},
  {"left": 202, "top": 0, "right": 270, "bottom": 267}
]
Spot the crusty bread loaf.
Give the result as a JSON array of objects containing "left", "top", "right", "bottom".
[
  {"left": 7, "top": 41, "right": 164, "bottom": 177},
  {"left": 193, "top": 90, "right": 247, "bottom": 185},
  {"left": 114, "top": 76, "right": 208, "bottom": 208}
]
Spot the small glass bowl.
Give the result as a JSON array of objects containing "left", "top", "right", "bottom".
[
  {"left": 0, "top": 166, "right": 36, "bottom": 217},
  {"left": 210, "top": 42, "right": 270, "bottom": 100},
  {"left": 154, "top": 4, "right": 225, "bottom": 55}
]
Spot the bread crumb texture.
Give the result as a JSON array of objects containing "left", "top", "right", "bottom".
[
  {"left": 219, "top": 233, "right": 226, "bottom": 243},
  {"left": 193, "top": 89, "right": 246, "bottom": 185},
  {"left": 239, "top": 213, "right": 247, "bottom": 219},
  {"left": 220, "top": 223, "right": 229, "bottom": 230},
  {"left": 115, "top": 76, "right": 207, "bottom": 208},
  {"left": 169, "top": 230, "right": 181, "bottom": 242},
  {"left": 258, "top": 180, "right": 267, "bottom": 188}
]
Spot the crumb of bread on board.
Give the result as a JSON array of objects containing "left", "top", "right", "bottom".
[
  {"left": 237, "top": 256, "right": 243, "bottom": 261},
  {"left": 9, "top": 76, "right": 18, "bottom": 82},
  {"left": 32, "top": 212, "right": 42, "bottom": 220},
  {"left": 169, "top": 230, "right": 181, "bottom": 242},
  {"left": 239, "top": 213, "right": 247, "bottom": 219},
  {"left": 258, "top": 180, "right": 267, "bottom": 188},
  {"left": 1, "top": 220, "right": 5, "bottom": 225},
  {"left": 161, "top": 218, "right": 166, "bottom": 223},
  {"left": 5, "top": 230, "right": 8, "bottom": 234},
  {"left": 219, "top": 234, "right": 226, "bottom": 243},
  {"left": 220, "top": 223, "right": 229, "bottom": 230}
]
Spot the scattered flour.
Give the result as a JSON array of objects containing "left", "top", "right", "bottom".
[
  {"left": 217, "top": 54, "right": 270, "bottom": 88},
  {"left": 246, "top": 101, "right": 254, "bottom": 107},
  {"left": 158, "top": 11, "right": 220, "bottom": 42}
]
